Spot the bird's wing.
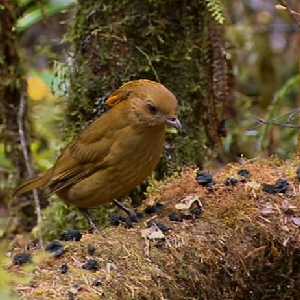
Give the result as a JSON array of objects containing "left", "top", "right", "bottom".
[{"left": 47, "top": 109, "right": 128, "bottom": 193}]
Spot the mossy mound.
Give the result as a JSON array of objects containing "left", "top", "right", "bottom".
[{"left": 11, "top": 158, "right": 300, "bottom": 299}]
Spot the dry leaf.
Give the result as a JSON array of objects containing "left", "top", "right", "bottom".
[
  {"left": 260, "top": 203, "right": 274, "bottom": 216},
  {"left": 141, "top": 224, "right": 165, "bottom": 240},
  {"left": 175, "top": 195, "right": 203, "bottom": 210},
  {"left": 275, "top": 4, "right": 287, "bottom": 11},
  {"left": 291, "top": 217, "right": 300, "bottom": 227}
]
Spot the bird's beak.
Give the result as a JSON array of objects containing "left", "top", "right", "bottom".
[{"left": 166, "top": 116, "right": 182, "bottom": 130}]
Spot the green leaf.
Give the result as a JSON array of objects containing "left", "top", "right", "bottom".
[
  {"left": 205, "top": 0, "right": 225, "bottom": 25},
  {"left": 17, "top": 0, "right": 76, "bottom": 33}
]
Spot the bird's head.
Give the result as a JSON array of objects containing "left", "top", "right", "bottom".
[{"left": 107, "top": 79, "right": 181, "bottom": 130}]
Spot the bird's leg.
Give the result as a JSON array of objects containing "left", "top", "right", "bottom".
[
  {"left": 113, "top": 199, "right": 138, "bottom": 222},
  {"left": 79, "top": 208, "right": 100, "bottom": 233}
]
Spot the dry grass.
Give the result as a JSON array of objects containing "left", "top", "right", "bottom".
[{"left": 9, "top": 158, "right": 300, "bottom": 299}]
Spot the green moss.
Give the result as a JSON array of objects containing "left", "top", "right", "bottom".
[
  {"left": 65, "top": 0, "right": 229, "bottom": 170},
  {"left": 34, "top": 197, "right": 108, "bottom": 241}
]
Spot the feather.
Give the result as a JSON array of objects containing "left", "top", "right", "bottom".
[{"left": 14, "top": 170, "right": 52, "bottom": 196}]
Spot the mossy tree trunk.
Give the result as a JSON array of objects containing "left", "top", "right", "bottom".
[
  {"left": 0, "top": 1, "right": 39, "bottom": 231},
  {"left": 66, "top": 0, "right": 233, "bottom": 174},
  {"left": 0, "top": 1, "right": 28, "bottom": 180}
]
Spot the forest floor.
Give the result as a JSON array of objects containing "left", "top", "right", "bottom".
[{"left": 8, "top": 158, "right": 300, "bottom": 300}]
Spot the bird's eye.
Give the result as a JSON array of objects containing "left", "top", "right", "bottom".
[{"left": 147, "top": 103, "right": 158, "bottom": 114}]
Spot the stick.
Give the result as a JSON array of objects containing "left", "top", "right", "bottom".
[
  {"left": 136, "top": 46, "right": 161, "bottom": 83},
  {"left": 276, "top": 1, "right": 300, "bottom": 27},
  {"left": 18, "top": 93, "right": 43, "bottom": 247},
  {"left": 256, "top": 118, "right": 300, "bottom": 129}
]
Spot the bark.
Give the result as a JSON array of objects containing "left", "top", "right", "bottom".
[
  {"left": 0, "top": 1, "right": 40, "bottom": 231},
  {"left": 0, "top": 1, "right": 29, "bottom": 180}
]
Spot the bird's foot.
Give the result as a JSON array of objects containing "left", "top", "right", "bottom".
[
  {"left": 113, "top": 199, "right": 139, "bottom": 222},
  {"left": 79, "top": 208, "right": 101, "bottom": 234}
]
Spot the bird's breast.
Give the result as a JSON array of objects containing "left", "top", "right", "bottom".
[
  {"left": 112, "top": 126, "right": 165, "bottom": 185},
  {"left": 64, "top": 126, "right": 166, "bottom": 207}
]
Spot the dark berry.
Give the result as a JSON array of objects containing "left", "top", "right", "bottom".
[
  {"left": 144, "top": 205, "right": 157, "bottom": 214},
  {"left": 60, "top": 263, "right": 68, "bottom": 274},
  {"left": 206, "top": 182, "right": 215, "bottom": 190},
  {"left": 155, "top": 202, "right": 164, "bottom": 212},
  {"left": 272, "top": 179, "right": 289, "bottom": 193},
  {"left": 196, "top": 171, "right": 214, "bottom": 187},
  {"left": 263, "top": 179, "right": 289, "bottom": 194},
  {"left": 129, "top": 213, "right": 139, "bottom": 223},
  {"left": 118, "top": 216, "right": 133, "bottom": 228},
  {"left": 144, "top": 202, "right": 164, "bottom": 214},
  {"left": 296, "top": 167, "right": 300, "bottom": 181},
  {"left": 82, "top": 259, "right": 99, "bottom": 271},
  {"left": 169, "top": 212, "right": 183, "bottom": 222},
  {"left": 225, "top": 177, "right": 239, "bottom": 186},
  {"left": 13, "top": 253, "right": 31, "bottom": 265},
  {"left": 93, "top": 279, "right": 102, "bottom": 287},
  {"left": 46, "top": 241, "right": 65, "bottom": 258},
  {"left": 61, "top": 229, "right": 82, "bottom": 242},
  {"left": 238, "top": 169, "right": 251, "bottom": 179},
  {"left": 110, "top": 215, "right": 120, "bottom": 226}
]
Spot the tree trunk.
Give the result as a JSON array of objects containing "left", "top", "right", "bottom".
[
  {"left": 0, "top": 1, "right": 28, "bottom": 180},
  {"left": 0, "top": 1, "right": 38, "bottom": 231},
  {"left": 66, "top": 0, "right": 233, "bottom": 173}
]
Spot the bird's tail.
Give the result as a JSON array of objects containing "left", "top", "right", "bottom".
[{"left": 14, "top": 170, "right": 52, "bottom": 197}]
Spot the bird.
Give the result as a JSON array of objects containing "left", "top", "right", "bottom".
[{"left": 15, "top": 79, "right": 181, "bottom": 225}]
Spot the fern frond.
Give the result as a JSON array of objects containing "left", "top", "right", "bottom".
[{"left": 205, "top": 0, "right": 225, "bottom": 25}]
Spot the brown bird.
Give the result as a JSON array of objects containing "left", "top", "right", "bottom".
[{"left": 15, "top": 79, "right": 180, "bottom": 222}]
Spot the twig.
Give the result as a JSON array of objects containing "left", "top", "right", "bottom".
[
  {"left": 256, "top": 118, "right": 300, "bottom": 129},
  {"left": 18, "top": 93, "right": 43, "bottom": 248},
  {"left": 276, "top": 1, "right": 300, "bottom": 27},
  {"left": 136, "top": 46, "right": 160, "bottom": 82},
  {"left": 287, "top": 108, "right": 300, "bottom": 122},
  {"left": 254, "top": 108, "right": 300, "bottom": 129}
]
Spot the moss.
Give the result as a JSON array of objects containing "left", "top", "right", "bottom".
[
  {"left": 33, "top": 197, "right": 108, "bottom": 241},
  {"left": 13, "top": 158, "right": 300, "bottom": 299},
  {"left": 0, "top": 2, "right": 39, "bottom": 234},
  {"left": 65, "top": 0, "right": 231, "bottom": 171}
]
